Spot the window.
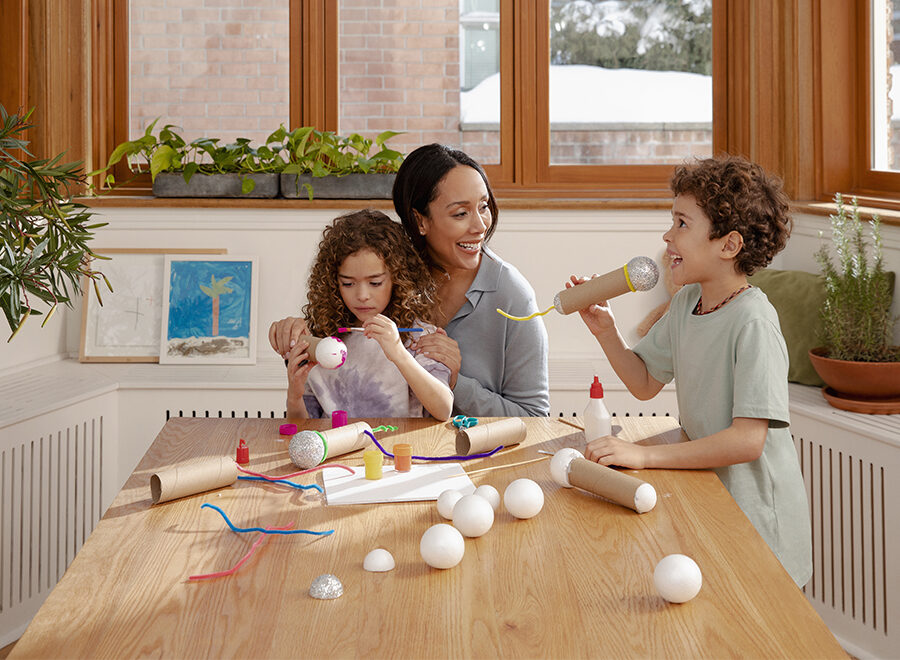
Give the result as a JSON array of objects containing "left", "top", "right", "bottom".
[{"left": 84, "top": 0, "right": 900, "bottom": 204}]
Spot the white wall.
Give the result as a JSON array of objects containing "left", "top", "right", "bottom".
[{"left": 2, "top": 206, "right": 899, "bottom": 377}]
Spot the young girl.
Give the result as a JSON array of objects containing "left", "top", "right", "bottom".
[{"left": 284, "top": 209, "right": 453, "bottom": 421}]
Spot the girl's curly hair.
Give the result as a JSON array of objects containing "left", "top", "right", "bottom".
[
  {"left": 671, "top": 155, "right": 793, "bottom": 275},
  {"left": 303, "top": 209, "right": 437, "bottom": 337}
]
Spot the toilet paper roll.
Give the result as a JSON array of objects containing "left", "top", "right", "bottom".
[
  {"left": 567, "top": 457, "right": 657, "bottom": 513},
  {"left": 289, "top": 421, "right": 374, "bottom": 469},
  {"left": 150, "top": 456, "right": 238, "bottom": 504},
  {"left": 455, "top": 418, "right": 526, "bottom": 455}
]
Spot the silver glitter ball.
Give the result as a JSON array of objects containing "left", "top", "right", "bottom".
[
  {"left": 289, "top": 430, "right": 326, "bottom": 469},
  {"left": 309, "top": 573, "right": 343, "bottom": 600},
  {"left": 626, "top": 256, "right": 659, "bottom": 291}
]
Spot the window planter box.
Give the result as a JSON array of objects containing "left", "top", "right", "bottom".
[
  {"left": 280, "top": 173, "right": 396, "bottom": 200},
  {"left": 152, "top": 173, "right": 280, "bottom": 198}
]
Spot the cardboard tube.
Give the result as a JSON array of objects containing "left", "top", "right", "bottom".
[
  {"left": 455, "top": 418, "right": 526, "bottom": 455},
  {"left": 322, "top": 421, "right": 373, "bottom": 459},
  {"left": 567, "top": 457, "right": 657, "bottom": 513},
  {"left": 150, "top": 456, "right": 238, "bottom": 504},
  {"left": 299, "top": 334, "right": 347, "bottom": 369},
  {"left": 554, "top": 268, "right": 632, "bottom": 315}
]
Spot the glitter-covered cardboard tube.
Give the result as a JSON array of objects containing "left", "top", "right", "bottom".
[
  {"left": 553, "top": 257, "right": 658, "bottom": 314},
  {"left": 150, "top": 456, "right": 238, "bottom": 504},
  {"left": 567, "top": 457, "right": 657, "bottom": 513},
  {"left": 455, "top": 418, "right": 526, "bottom": 455},
  {"left": 289, "top": 421, "right": 373, "bottom": 469}
]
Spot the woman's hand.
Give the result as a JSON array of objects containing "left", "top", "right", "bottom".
[
  {"left": 268, "top": 316, "right": 309, "bottom": 359},
  {"left": 584, "top": 435, "right": 647, "bottom": 469},
  {"left": 566, "top": 275, "right": 617, "bottom": 339},
  {"left": 412, "top": 327, "right": 461, "bottom": 388},
  {"left": 362, "top": 314, "right": 404, "bottom": 361}
]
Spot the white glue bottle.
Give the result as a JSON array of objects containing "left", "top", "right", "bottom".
[{"left": 583, "top": 376, "right": 612, "bottom": 443}]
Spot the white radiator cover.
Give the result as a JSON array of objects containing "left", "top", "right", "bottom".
[
  {"left": 790, "top": 385, "right": 899, "bottom": 660},
  {"left": 0, "top": 393, "right": 118, "bottom": 648}
]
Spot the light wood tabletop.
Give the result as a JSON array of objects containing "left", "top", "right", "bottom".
[{"left": 11, "top": 416, "right": 846, "bottom": 659}]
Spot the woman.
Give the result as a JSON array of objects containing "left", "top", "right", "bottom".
[{"left": 269, "top": 144, "right": 549, "bottom": 417}]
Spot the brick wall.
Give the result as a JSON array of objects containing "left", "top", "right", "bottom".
[{"left": 129, "top": 0, "right": 289, "bottom": 146}]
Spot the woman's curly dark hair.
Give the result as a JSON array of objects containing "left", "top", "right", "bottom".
[
  {"left": 671, "top": 155, "right": 793, "bottom": 275},
  {"left": 303, "top": 209, "right": 437, "bottom": 337}
]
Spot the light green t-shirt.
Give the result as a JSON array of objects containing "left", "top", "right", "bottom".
[{"left": 634, "top": 283, "right": 812, "bottom": 587}]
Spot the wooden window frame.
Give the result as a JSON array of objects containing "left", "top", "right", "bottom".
[{"left": 0, "top": 0, "right": 889, "bottom": 205}]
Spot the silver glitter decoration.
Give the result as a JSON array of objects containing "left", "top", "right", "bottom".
[
  {"left": 289, "top": 430, "right": 326, "bottom": 469},
  {"left": 626, "top": 256, "right": 659, "bottom": 291},
  {"left": 309, "top": 573, "right": 343, "bottom": 599},
  {"left": 552, "top": 291, "right": 565, "bottom": 313}
]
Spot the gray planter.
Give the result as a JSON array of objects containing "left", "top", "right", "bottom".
[
  {"left": 153, "top": 172, "right": 279, "bottom": 198},
  {"left": 280, "top": 173, "right": 396, "bottom": 199}
]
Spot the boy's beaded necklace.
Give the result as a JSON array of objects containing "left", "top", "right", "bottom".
[{"left": 693, "top": 284, "right": 752, "bottom": 315}]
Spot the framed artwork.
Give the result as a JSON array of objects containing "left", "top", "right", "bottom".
[
  {"left": 79, "top": 248, "right": 226, "bottom": 363},
  {"left": 160, "top": 255, "right": 259, "bottom": 365}
]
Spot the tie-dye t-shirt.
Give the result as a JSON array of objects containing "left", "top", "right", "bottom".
[{"left": 302, "top": 321, "right": 450, "bottom": 418}]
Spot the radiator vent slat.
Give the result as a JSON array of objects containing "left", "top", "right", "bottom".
[
  {"left": 0, "top": 418, "right": 105, "bottom": 622},
  {"left": 797, "top": 434, "right": 889, "bottom": 640}
]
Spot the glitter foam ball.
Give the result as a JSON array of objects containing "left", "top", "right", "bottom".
[
  {"left": 289, "top": 430, "right": 326, "bottom": 469},
  {"left": 309, "top": 573, "right": 344, "bottom": 599}
]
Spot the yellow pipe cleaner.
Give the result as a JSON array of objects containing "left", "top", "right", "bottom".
[{"left": 495, "top": 305, "right": 555, "bottom": 321}]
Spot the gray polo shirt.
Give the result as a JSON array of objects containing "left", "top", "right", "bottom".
[{"left": 445, "top": 247, "right": 550, "bottom": 417}]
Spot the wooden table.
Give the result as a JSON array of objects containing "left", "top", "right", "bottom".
[{"left": 11, "top": 417, "right": 846, "bottom": 659}]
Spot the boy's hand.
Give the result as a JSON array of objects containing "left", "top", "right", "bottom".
[
  {"left": 363, "top": 314, "right": 404, "bottom": 361},
  {"left": 566, "top": 275, "right": 617, "bottom": 338},
  {"left": 585, "top": 435, "right": 647, "bottom": 469}
]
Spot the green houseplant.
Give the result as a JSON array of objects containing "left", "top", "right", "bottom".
[
  {"left": 101, "top": 119, "right": 285, "bottom": 197},
  {"left": 280, "top": 127, "right": 404, "bottom": 200},
  {"left": 1, "top": 105, "right": 108, "bottom": 341},
  {"left": 808, "top": 193, "right": 900, "bottom": 410}
]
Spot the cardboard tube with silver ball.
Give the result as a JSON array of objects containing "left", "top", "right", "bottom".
[
  {"left": 549, "top": 448, "right": 657, "bottom": 513},
  {"left": 553, "top": 256, "right": 659, "bottom": 315}
]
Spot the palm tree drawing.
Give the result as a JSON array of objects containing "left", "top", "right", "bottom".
[{"left": 199, "top": 275, "right": 233, "bottom": 336}]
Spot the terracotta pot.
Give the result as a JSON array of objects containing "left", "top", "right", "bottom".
[{"left": 808, "top": 347, "right": 900, "bottom": 399}]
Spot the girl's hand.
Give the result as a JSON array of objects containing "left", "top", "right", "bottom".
[
  {"left": 362, "top": 314, "right": 404, "bottom": 361},
  {"left": 268, "top": 316, "right": 310, "bottom": 360},
  {"left": 585, "top": 435, "right": 647, "bottom": 470},
  {"left": 412, "top": 327, "right": 461, "bottom": 388},
  {"left": 285, "top": 338, "right": 314, "bottom": 395},
  {"left": 566, "top": 275, "right": 617, "bottom": 339}
]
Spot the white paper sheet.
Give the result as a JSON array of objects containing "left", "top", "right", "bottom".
[{"left": 322, "top": 463, "right": 475, "bottom": 505}]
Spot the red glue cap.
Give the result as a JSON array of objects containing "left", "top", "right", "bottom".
[
  {"left": 590, "top": 376, "right": 604, "bottom": 398},
  {"left": 236, "top": 438, "right": 250, "bottom": 464}
]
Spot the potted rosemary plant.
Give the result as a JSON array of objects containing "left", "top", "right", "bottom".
[
  {"left": 1, "top": 105, "right": 108, "bottom": 341},
  {"left": 808, "top": 194, "right": 900, "bottom": 412}
]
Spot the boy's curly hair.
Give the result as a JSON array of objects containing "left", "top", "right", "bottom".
[
  {"left": 671, "top": 155, "right": 793, "bottom": 275},
  {"left": 303, "top": 209, "right": 437, "bottom": 337}
]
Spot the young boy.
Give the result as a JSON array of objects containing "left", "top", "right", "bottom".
[{"left": 568, "top": 155, "right": 812, "bottom": 587}]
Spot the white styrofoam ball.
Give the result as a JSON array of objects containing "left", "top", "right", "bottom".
[
  {"left": 363, "top": 548, "right": 395, "bottom": 572},
  {"left": 420, "top": 524, "right": 465, "bottom": 569},
  {"left": 653, "top": 554, "right": 703, "bottom": 603},
  {"left": 473, "top": 484, "right": 501, "bottom": 511},
  {"left": 436, "top": 489, "right": 464, "bottom": 519},
  {"left": 452, "top": 494, "right": 495, "bottom": 537},
  {"left": 503, "top": 478, "right": 544, "bottom": 519},
  {"left": 550, "top": 448, "right": 584, "bottom": 487},
  {"left": 315, "top": 337, "right": 347, "bottom": 369}
]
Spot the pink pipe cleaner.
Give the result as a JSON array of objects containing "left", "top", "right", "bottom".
[
  {"left": 188, "top": 522, "right": 294, "bottom": 581},
  {"left": 236, "top": 462, "right": 355, "bottom": 481}
]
